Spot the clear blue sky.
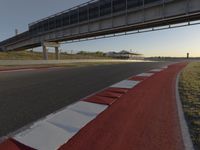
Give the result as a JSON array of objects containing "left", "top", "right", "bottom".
[{"left": 0, "top": 0, "right": 200, "bottom": 57}]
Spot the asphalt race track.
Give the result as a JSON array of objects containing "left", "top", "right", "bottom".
[{"left": 0, "top": 62, "right": 173, "bottom": 138}]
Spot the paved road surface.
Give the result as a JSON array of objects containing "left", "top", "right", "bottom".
[{"left": 0, "top": 62, "right": 172, "bottom": 138}]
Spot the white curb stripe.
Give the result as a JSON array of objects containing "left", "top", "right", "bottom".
[
  {"left": 68, "top": 101, "right": 108, "bottom": 116},
  {"left": 136, "top": 73, "right": 154, "bottom": 77},
  {"left": 161, "top": 66, "right": 168, "bottom": 69},
  {"left": 47, "top": 109, "right": 97, "bottom": 132},
  {"left": 14, "top": 101, "right": 107, "bottom": 150},
  {"left": 110, "top": 80, "right": 140, "bottom": 89},
  {"left": 14, "top": 122, "right": 71, "bottom": 150},
  {"left": 150, "top": 69, "right": 164, "bottom": 72}
]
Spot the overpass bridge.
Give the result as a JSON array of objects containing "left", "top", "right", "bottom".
[{"left": 0, "top": 0, "right": 200, "bottom": 59}]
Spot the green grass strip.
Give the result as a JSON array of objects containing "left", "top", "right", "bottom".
[{"left": 179, "top": 62, "right": 200, "bottom": 149}]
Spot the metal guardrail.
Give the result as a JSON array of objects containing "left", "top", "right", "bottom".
[
  {"left": 28, "top": 0, "right": 166, "bottom": 28},
  {"left": 28, "top": 0, "right": 99, "bottom": 27}
]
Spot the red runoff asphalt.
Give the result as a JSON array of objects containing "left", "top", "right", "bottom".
[{"left": 59, "top": 63, "right": 187, "bottom": 150}]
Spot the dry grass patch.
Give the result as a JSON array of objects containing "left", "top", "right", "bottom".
[{"left": 0, "top": 51, "right": 111, "bottom": 60}]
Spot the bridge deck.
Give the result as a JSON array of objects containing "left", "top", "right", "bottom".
[{"left": 0, "top": 0, "right": 200, "bottom": 51}]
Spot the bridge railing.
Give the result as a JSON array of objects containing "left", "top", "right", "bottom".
[{"left": 28, "top": 0, "right": 166, "bottom": 36}]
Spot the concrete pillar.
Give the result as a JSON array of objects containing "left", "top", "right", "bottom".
[
  {"left": 55, "top": 47, "right": 60, "bottom": 60},
  {"left": 43, "top": 45, "right": 48, "bottom": 60}
]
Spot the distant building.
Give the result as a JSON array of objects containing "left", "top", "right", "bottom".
[{"left": 106, "top": 50, "right": 143, "bottom": 59}]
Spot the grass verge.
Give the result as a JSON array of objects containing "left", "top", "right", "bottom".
[
  {"left": 179, "top": 62, "right": 200, "bottom": 149},
  {"left": 0, "top": 51, "right": 111, "bottom": 60}
]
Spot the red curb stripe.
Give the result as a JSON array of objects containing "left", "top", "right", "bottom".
[
  {"left": 84, "top": 95, "right": 116, "bottom": 105},
  {"left": 106, "top": 88, "right": 129, "bottom": 94},
  {"left": 129, "top": 76, "right": 148, "bottom": 81},
  {"left": 96, "top": 91, "right": 123, "bottom": 99},
  {"left": 0, "top": 69, "right": 35, "bottom": 73},
  {"left": 0, "top": 67, "right": 64, "bottom": 73}
]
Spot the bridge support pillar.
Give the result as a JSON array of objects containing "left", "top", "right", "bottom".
[
  {"left": 42, "top": 45, "right": 48, "bottom": 60},
  {"left": 55, "top": 47, "right": 60, "bottom": 60},
  {"left": 42, "top": 42, "right": 60, "bottom": 60}
]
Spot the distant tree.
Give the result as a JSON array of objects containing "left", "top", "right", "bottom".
[
  {"left": 76, "top": 51, "right": 106, "bottom": 57},
  {"left": 95, "top": 51, "right": 105, "bottom": 56},
  {"left": 77, "top": 51, "right": 89, "bottom": 55}
]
